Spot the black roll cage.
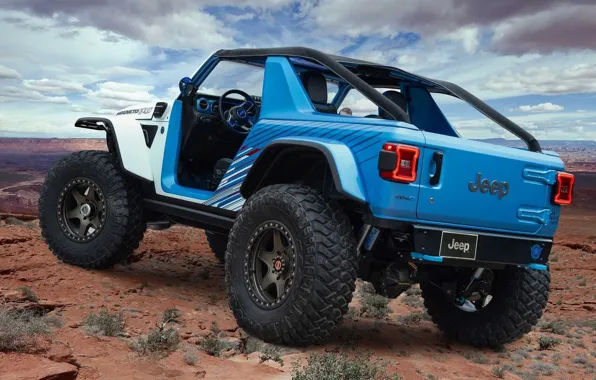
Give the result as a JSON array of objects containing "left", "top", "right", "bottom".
[{"left": 214, "top": 46, "right": 542, "bottom": 153}]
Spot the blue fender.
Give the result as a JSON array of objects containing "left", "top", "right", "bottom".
[{"left": 240, "top": 136, "right": 368, "bottom": 204}]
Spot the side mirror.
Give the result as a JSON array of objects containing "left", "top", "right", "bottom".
[{"left": 179, "top": 77, "right": 193, "bottom": 96}]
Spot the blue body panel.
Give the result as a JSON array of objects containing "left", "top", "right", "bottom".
[{"left": 160, "top": 54, "right": 565, "bottom": 241}]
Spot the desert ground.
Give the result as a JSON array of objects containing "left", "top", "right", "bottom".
[{"left": 0, "top": 138, "right": 594, "bottom": 380}]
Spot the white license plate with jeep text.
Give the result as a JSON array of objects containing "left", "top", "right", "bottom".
[{"left": 439, "top": 231, "right": 478, "bottom": 260}]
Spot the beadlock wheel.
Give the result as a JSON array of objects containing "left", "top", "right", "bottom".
[
  {"left": 58, "top": 178, "right": 107, "bottom": 242},
  {"left": 244, "top": 221, "right": 297, "bottom": 309}
]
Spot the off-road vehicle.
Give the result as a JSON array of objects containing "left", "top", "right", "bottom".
[{"left": 38, "top": 47, "right": 575, "bottom": 347}]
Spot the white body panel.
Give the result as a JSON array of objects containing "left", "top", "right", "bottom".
[{"left": 109, "top": 115, "right": 155, "bottom": 180}]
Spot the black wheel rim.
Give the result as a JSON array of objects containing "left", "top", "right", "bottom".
[
  {"left": 244, "top": 221, "right": 297, "bottom": 309},
  {"left": 57, "top": 177, "right": 106, "bottom": 242}
]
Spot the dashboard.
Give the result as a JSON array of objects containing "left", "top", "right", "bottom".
[{"left": 195, "top": 93, "right": 262, "bottom": 121}]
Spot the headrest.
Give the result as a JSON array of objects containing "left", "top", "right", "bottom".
[
  {"left": 379, "top": 90, "right": 407, "bottom": 119},
  {"left": 300, "top": 71, "right": 328, "bottom": 104}
]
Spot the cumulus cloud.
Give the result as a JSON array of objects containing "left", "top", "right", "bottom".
[
  {"left": 300, "top": 0, "right": 595, "bottom": 46},
  {"left": 484, "top": 63, "right": 596, "bottom": 95},
  {"left": 513, "top": 103, "right": 564, "bottom": 112},
  {"left": 0, "top": 85, "right": 70, "bottom": 104},
  {"left": 0, "top": 0, "right": 294, "bottom": 50},
  {"left": 85, "top": 81, "right": 158, "bottom": 111},
  {"left": 0, "top": 65, "right": 21, "bottom": 80},
  {"left": 492, "top": 5, "right": 596, "bottom": 54},
  {"left": 23, "top": 79, "right": 87, "bottom": 95}
]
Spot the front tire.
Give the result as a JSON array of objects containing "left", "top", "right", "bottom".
[
  {"left": 38, "top": 150, "right": 146, "bottom": 269},
  {"left": 420, "top": 266, "right": 550, "bottom": 347},
  {"left": 225, "top": 184, "right": 357, "bottom": 346}
]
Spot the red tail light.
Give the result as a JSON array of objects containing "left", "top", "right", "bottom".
[
  {"left": 378, "top": 143, "right": 420, "bottom": 183},
  {"left": 552, "top": 172, "right": 574, "bottom": 205}
]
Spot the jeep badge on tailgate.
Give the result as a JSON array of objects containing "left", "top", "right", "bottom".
[{"left": 468, "top": 173, "right": 509, "bottom": 199}]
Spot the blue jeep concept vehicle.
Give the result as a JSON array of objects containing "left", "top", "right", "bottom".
[{"left": 38, "top": 47, "right": 576, "bottom": 348}]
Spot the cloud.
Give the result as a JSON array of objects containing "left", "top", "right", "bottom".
[
  {"left": 492, "top": 5, "right": 596, "bottom": 54},
  {"left": 484, "top": 63, "right": 596, "bottom": 95},
  {"left": 23, "top": 79, "right": 87, "bottom": 95},
  {"left": 0, "top": 85, "right": 70, "bottom": 104},
  {"left": 85, "top": 81, "right": 158, "bottom": 111},
  {"left": 0, "top": 0, "right": 295, "bottom": 50},
  {"left": 300, "top": 0, "right": 594, "bottom": 44},
  {"left": 513, "top": 103, "right": 564, "bottom": 112},
  {"left": 0, "top": 64, "right": 21, "bottom": 80}
]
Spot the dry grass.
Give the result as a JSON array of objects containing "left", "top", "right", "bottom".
[
  {"left": 0, "top": 308, "right": 52, "bottom": 352},
  {"left": 360, "top": 294, "right": 390, "bottom": 319},
  {"left": 291, "top": 349, "right": 402, "bottom": 380},
  {"left": 83, "top": 308, "right": 125, "bottom": 336}
]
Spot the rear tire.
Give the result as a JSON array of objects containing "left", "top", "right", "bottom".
[
  {"left": 205, "top": 231, "right": 227, "bottom": 263},
  {"left": 225, "top": 184, "right": 357, "bottom": 346},
  {"left": 420, "top": 266, "right": 550, "bottom": 347},
  {"left": 38, "top": 150, "right": 146, "bottom": 269}
]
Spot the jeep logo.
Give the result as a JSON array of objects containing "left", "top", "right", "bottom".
[
  {"left": 468, "top": 173, "right": 509, "bottom": 199},
  {"left": 447, "top": 239, "right": 470, "bottom": 253}
]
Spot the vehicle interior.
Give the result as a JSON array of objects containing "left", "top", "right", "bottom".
[{"left": 174, "top": 56, "right": 448, "bottom": 192}]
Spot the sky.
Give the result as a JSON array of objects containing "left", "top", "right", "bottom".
[{"left": 0, "top": 0, "right": 596, "bottom": 141}]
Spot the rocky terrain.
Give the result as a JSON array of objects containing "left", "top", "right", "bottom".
[{"left": 0, "top": 138, "right": 595, "bottom": 379}]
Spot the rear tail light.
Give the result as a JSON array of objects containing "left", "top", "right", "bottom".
[
  {"left": 552, "top": 172, "right": 574, "bottom": 205},
  {"left": 378, "top": 143, "right": 420, "bottom": 183}
]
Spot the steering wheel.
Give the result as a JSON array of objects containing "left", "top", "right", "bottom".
[{"left": 218, "top": 89, "right": 258, "bottom": 135}]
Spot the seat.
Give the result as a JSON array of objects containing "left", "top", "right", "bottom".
[
  {"left": 378, "top": 90, "right": 407, "bottom": 120},
  {"left": 299, "top": 71, "right": 337, "bottom": 114}
]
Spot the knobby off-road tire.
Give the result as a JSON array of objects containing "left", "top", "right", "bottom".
[
  {"left": 420, "top": 266, "right": 550, "bottom": 347},
  {"left": 225, "top": 184, "right": 358, "bottom": 346},
  {"left": 205, "top": 231, "right": 227, "bottom": 263},
  {"left": 39, "top": 150, "right": 146, "bottom": 269}
]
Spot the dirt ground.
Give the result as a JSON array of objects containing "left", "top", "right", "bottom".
[{"left": 0, "top": 207, "right": 594, "bottom": 380}]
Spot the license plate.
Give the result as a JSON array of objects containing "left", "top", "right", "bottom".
[{"left": 439, "top": 231, "right": 478, "bottom": 260}]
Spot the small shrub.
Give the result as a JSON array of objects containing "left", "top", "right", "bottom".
[
  {"left": 402, "top": 294, "right": 424, "bottom": 308},
  {"left": 579, "top": 278, "right": 587, "bottom": 286},
  {"left": 5, "top": 217, "right": 25, "bottom": 226},
  {"left": 0, "top": 308, "right": 51, "bottom": 352},
  {"left": 199, "top": 335, "right": 237, "bottom": 357},
  {"left": 361, "top": 294, "right": 390, "bottom": 319},
  {"left": 17, "top": 287, "right": 39, "bottom": 302},
  {"left": 530, "top": 361, "right": 555, "bottom": 376},
  {"left": 551, "top": 353, "right": 562, "bottom": 363},
  {"left": 463, "top": 351, "right": 489, "bottom": 364},
  {"left": 358, "top": 281, "right": 377, "bottom": 295},
  {"left": 43, "top": 314, "right": 64, "bottom": 328},
  {"left": 405, "top": 286, "right": 422, "bottom": 296},
  {"left": 492, "top": 366, "right": 508, "bottom": 378},
  {"left": 83, "top": 309, "right": 125, "bottom": 336},
  {"left": 259, "top": 346, "right": 284, "bottom": 367},
  {"left": 345, "top": 306, "right": 361, "bottom": 321},
  {"left": 208, "top": 295, "right": 218, "bottom": 305},
  {"left": 539, "top": 336, "right": 561, "bottom": 350},
  {"left": 162, "top": 308, "right": 181, "bottom": 324},
  {"left": 209, "top": 321, "right": 220, "bottom": 335},
  {"left": 539, "top": 320, "right": 568, "bottom": 335},
  {"left": 573, "top": 354, "right": 590, "bottom": 365},
  {"left": 400, "top": 312, "right": 431, "bottom": 324},
  {"left": 130, "top": 326, "right": 180, "bottom": 355},
  {"left": 183, "top": 351, "right": 199, "bottom": 366},
  {"left": 291, "top": 350, "right": 402, "bottom": 380},
  {"left": 550, "top": 254, "right": 559, "bottom": 262}
]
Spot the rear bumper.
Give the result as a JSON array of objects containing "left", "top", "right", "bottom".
[{"left": 410, "top": 224, "right": 552, "bottom": 269}]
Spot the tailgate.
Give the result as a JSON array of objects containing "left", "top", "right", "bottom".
[{"left": 416, "top": 134, "right": 565, "bottom": 236}]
